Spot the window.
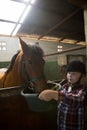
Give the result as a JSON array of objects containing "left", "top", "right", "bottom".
[
  {"left": 57, "top": 45, "right": 63, "bottom": 52},
  {"left": 0, "top": 42, "right": 6, "bottom": 51}
]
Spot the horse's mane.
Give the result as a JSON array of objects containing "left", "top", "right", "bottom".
[{"left": 6, "top": 50, "right": 20, "bottom": 74}]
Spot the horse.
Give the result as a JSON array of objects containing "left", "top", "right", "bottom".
[
  {"left": 0, "top": 38, "right": 47, "bottom": 91},
  {"left": 0, "top": 38, "right": 57, "bottom": 130}
]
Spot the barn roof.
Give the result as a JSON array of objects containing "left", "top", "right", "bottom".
[{"left": 0, "top": 0, "right": 86, "bottom": 45}]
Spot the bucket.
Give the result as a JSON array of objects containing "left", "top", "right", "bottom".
[{"left": 21, "top": 90, "right": 57, "bottom": 112}]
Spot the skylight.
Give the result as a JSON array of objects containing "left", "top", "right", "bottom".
[
  {"left": 0, "top": 21, "right": 16, "bottom": 35},
  {"left": 0, "top": 0, "right": 36, "bottom": 36}
]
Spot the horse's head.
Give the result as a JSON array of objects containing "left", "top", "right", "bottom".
[{"left": 18, "top": 38, "right": 47, "bottom": 92}]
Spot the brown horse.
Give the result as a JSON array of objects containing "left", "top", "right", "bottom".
[
  {"left": 0, "top": 38, "right": 47, "bottom": 91},
  {"left": 0, "top": 38, "right": 57, "bottom": 130}
]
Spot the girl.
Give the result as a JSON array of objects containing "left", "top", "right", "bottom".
[{"left": 38, "top": 60, "right": 87, "bottom": 130}]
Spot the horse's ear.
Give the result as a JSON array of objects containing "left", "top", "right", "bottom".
[{"left": 19, "top": 37, "right": 28, "bottom": 53}]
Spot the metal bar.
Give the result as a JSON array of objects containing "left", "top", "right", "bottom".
[
  {"left": 0, "top": 86, "right": 23, "bottom": 97},
  {"left": 44, "top": 45, "right": 86, "bottom": 57}
]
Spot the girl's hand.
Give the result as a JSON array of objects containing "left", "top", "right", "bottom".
[{"left": 38, "top": 89, "right": 58, "bottom": 101}]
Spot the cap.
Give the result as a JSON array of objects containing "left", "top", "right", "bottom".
[{"left": 66, "top": 60, "right": 86, "bottom": 75}]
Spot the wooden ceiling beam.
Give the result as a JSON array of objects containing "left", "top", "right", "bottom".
[
  {"left": 67, "top": 0, "right": 87, "bottom": 9},
  {"left": 38, "top": 8, "right": 81, "bottom": 40}
]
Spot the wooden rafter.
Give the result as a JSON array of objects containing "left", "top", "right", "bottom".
[{"left": 38, "top": 8, "right": 81, "bottom": 40}]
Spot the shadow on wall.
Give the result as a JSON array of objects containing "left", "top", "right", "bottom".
[{"left": 44, "top": 61, "right": 60, "bottom": 80}]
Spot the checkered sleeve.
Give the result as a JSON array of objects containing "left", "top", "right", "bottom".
[{"left": 65, "top": 87, "right": 87, "bottom": 102}]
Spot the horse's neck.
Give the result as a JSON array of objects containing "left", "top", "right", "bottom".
[{"left": 2, "top": 65, "right": 25, "bottom": 87}]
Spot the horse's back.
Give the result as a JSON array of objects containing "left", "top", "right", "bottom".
[
  {"left": 0, "top": 68, "right": 7, "bottom": 72},
  {"left": 0, "top": 68, "right": 7, "bottom": 88},
  {"left": 0, "top": 68, "right": 7, "bottom": 87},
  {"left": 0, "top": 68, "right": 7, "bottom": 76}
]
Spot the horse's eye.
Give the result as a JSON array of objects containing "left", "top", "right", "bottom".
[{"left": 28, "top": 60, "right": 32, "bottom": 64}]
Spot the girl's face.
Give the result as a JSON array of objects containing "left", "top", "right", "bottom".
[{"left": 67, "top": 72, "right": 82, "bottom": 84}]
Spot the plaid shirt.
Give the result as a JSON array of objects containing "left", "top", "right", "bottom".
[{"left": 57, "top": 83, "right": 87, "bottom": 130}]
